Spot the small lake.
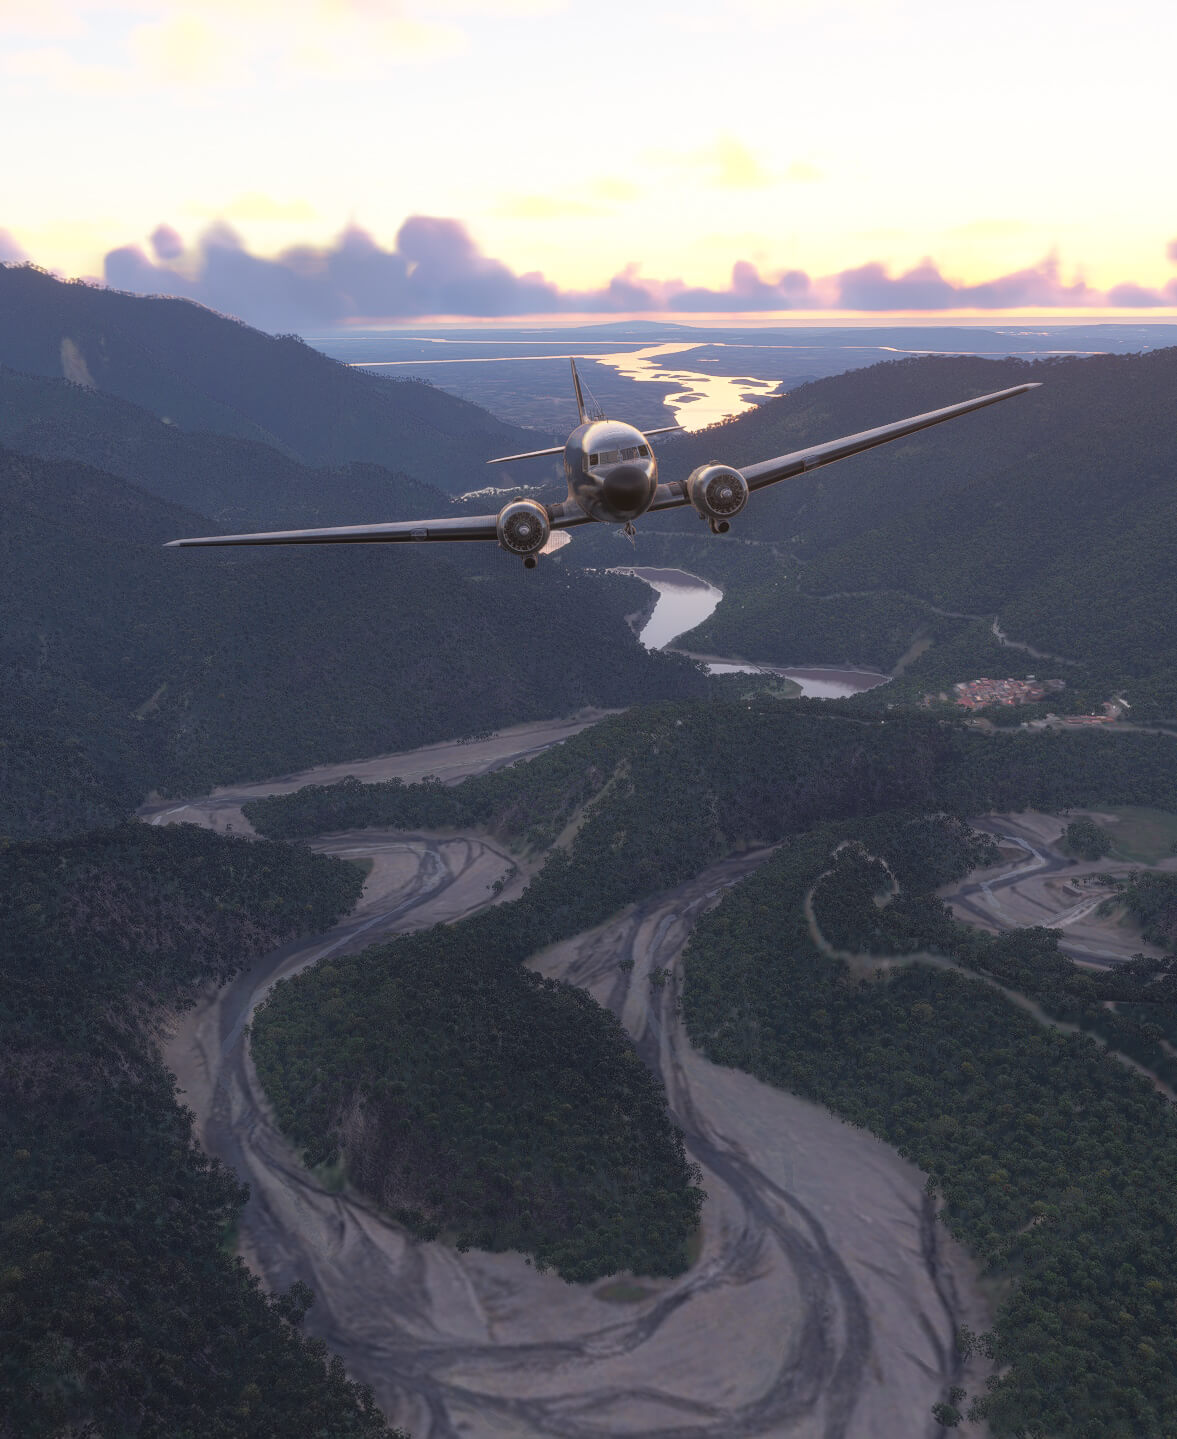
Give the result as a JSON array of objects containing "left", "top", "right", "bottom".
[{"left": 611, "top": 566, "right": 890, "bottom": 699}]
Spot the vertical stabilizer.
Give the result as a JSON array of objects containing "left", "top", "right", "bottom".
[{"left": 570, "top": 358, "right": 589, "bottom": 425}]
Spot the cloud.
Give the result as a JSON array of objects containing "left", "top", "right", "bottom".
[
  {"left": 1169, "top": 238, "right": 1177, "bottom": 264},
  {"left": 1106, "top": 280, "right": 1177, "bottom": 308},
  {"left": 98, "top": 218, "right": 1177, "bottom": 329},
  {"left": 833, "top": 254, "right": 1099, "bottom": 310},
  {"left": 0, "top": 229, "right": 28, "bottom": 263},
  {"left": 670, "top": 260, "right": 817, "bottom": 313},
  {"left": 150, "top": 224, "right": 183, "bottom": 260}
]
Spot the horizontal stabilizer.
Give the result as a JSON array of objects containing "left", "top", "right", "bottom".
[{"left": 644, "top": 425, "right": 683, "bottom": 437}]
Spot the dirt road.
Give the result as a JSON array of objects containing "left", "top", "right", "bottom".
[{"left": 157, "top": 734, "right": 990, "bottom": 1439}]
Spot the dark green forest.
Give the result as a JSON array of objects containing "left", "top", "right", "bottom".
[
  {"left": 251, "top": 918, "right": 703, "bottom": 1282},
  {"left": 682, "top": 815, "right": 1177, "bottom": 1438},
  {"left": 246, "top": 699, "right": 1177, "bottom": 848},
  {"left": 0, "top": 822, "right": 406, "bottom": 1439}
]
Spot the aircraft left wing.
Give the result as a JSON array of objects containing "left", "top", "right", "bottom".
[
  {"left": 646, "top": 382, "right": 1039, "bottom": 513},
  {"left": 165, "top": 514, "right": 504, "bottom": 547},
  {"left": 165, "top": 504, "right": 596, "bottom": 549}
]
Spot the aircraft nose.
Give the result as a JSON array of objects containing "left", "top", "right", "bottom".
[{"left": 603, "top": 462, "right": 651, "bottom": 517}]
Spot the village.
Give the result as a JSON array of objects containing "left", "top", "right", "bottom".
[{"left": 921, "top": 676, "right": 1132, "bottom": 727}]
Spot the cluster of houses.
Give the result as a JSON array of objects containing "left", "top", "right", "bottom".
[
  {"left": 923, "top": 676, "right": 1132, "bottom": 727},
  {"left": 951, "top": 676, "right": 1064, "bottom": 709}
]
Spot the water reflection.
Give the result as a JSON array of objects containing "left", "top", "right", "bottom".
[
  {"left": 609, "top": 566, "right": 722, "bottom": 649},
  {"left": 597, "top": 344, "right": 779, "bottom": 431},
  {"left": 613, "top": 566, "right": 889, "bottom": 699}
]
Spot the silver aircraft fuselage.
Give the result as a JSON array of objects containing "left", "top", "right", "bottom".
[{"left": 564, "top": 420, "right": 659, "bottom": 524}]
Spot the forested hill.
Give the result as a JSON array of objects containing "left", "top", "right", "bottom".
[
  {"left": 0, "top": 365, "right": 451, "bottom": 531},
  {"left": 647, "top": 347, "right": 1177, "bottom": 720},
  {"left": 0, "top": 263, "right": 552, "bottom": 494},
  {"left": 246, "top": 697, "right": 1177, "bottom": 864},
  {"left": 0, "top": 821, "right": 405, "bottom": 1438},
  {"left": 0, "top": 444, "right": 703, "bottom": 837}
]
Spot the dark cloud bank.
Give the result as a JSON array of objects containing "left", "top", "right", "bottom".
[{"left": 90, "top": 217, "right": 1177, "bottom": 330}]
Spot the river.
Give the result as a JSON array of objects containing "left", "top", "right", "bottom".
[
  {"left": 610, "top": 566, "right": 891, "bottom": 698},
  {"left": 152, "top": 727, "right": 989, "bottom": 1439}
]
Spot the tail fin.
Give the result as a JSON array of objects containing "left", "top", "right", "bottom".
[{"left": 570, "top": 358, "right": 588, "bottom": 425}]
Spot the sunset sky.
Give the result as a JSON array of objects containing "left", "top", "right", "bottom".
[{"left": 3, "top": 0, "right": 1176, "bottom": 322}]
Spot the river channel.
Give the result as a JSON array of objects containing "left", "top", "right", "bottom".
[{"left": 611, "top": 567, "right": 891, "bottom": 698}]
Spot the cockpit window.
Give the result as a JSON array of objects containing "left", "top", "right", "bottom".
[{"left": 591, "top": 445, "right": 649, "bottom": 467}]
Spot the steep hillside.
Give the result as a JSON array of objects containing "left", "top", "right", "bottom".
[
  {"left": 0, "top": 823, "right": 403, "bottom": 1439},
  {"left": 0, "top": 263, "right": 551, "bottom": 493},
  {"left": 645, "top": 349, "right": 1177, "bottom": 718},
  {"left": 0, "top": 445, "right": 703, "bottom": 835},
  {"left": 0, "top": 366, "right": 449, "bottom": 531}
]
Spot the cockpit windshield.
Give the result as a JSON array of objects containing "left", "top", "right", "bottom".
[{"left": 589, "top": 444, "right": 650, "bottom": 466}]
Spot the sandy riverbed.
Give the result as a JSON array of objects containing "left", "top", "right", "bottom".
[
  {"left": 941, "top": 810, "right": 1177, "bottom": 966},
  {"left": 139, "top": 710, "right": 616, "bottom": 835},
  {"left": 155, "top": 728, "right": 991, "bottom": 1439}
]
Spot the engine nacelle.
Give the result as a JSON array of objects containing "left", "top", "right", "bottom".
[
  {"left": 685, "top": 464, "right": 748, "bottom": 533},
  {"left": 496, "top": 498, "right": 551, "bottom": 566}
]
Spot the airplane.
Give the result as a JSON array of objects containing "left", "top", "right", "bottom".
[{"left": 166, "top": 359, "right": 1039, "bottom": 566}]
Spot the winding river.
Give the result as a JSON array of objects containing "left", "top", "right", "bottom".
[
  {"left": 149, "top": 713, "right": 989, "bottom": 1439},
  {"left": 611, "top": 567, "right": 891, "bottom": 698}
]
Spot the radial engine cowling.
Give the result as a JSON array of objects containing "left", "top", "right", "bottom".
[
  {"left": 496, "top": 498, "right": 551, "bottom": 566},
  {"left": 685, "top": 464, "right": 749, "bottom": 532}
]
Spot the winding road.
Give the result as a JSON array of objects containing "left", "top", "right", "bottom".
[
  {"left": 152, "top": 725, "right": 991, "bottom": 1439},
  {"left": 941, "top": 811, "right": 1174, "bottom": 967}
]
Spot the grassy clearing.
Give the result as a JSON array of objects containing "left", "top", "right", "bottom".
[
  {"left": 345, "top": 857, "right": 374, "bottom": 880},
  {"left": 1097, "top": 806, "right": 1177, "bottom": 863}
]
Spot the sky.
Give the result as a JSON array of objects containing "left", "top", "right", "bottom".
[{"left": 3, "top": 0, "right": 1177, "bottom": 326}]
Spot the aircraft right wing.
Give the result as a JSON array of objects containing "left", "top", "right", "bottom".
[
  {"left": 644, "top": 381, "right": 1039, "bottom": 515},
  {"left": 739, "top": 383, "right": 1040, "bottom": 492}
]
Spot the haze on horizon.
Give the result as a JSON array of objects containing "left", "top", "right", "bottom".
[{"left": 3, "top": 0, "right": 1176, "bottom": 329}]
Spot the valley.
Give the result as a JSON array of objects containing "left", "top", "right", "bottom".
[
  {"left": 156, "top": 726, "right": 991, "bottom": 1439},
  {"left": 7, "top": 267, "right": 1177, "bottom": 1437}
]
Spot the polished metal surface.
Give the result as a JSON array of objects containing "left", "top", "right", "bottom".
[
  {"left": 685, "top": 463, "right": 749, "bottom": 522},
  {"left": 495, "top": 498, "right": 551, "bottom": 556},
  {"left": 565, "top": 418, "right": 660, "bottom": 524}
]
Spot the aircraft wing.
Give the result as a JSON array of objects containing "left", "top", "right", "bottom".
[
  {"left": 646, "top": 382, "right": 1039, "bottom": 512},
  {"left": 166, "top": 514, "right": 504, "bottom": 548},
  {"left": 165, "top": 504, "right": 595, "bottom": 549}
]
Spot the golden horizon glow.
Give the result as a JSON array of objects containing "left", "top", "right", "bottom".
[{"left": 2, "top": 0, "right": 1176, "bottom": 314}]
